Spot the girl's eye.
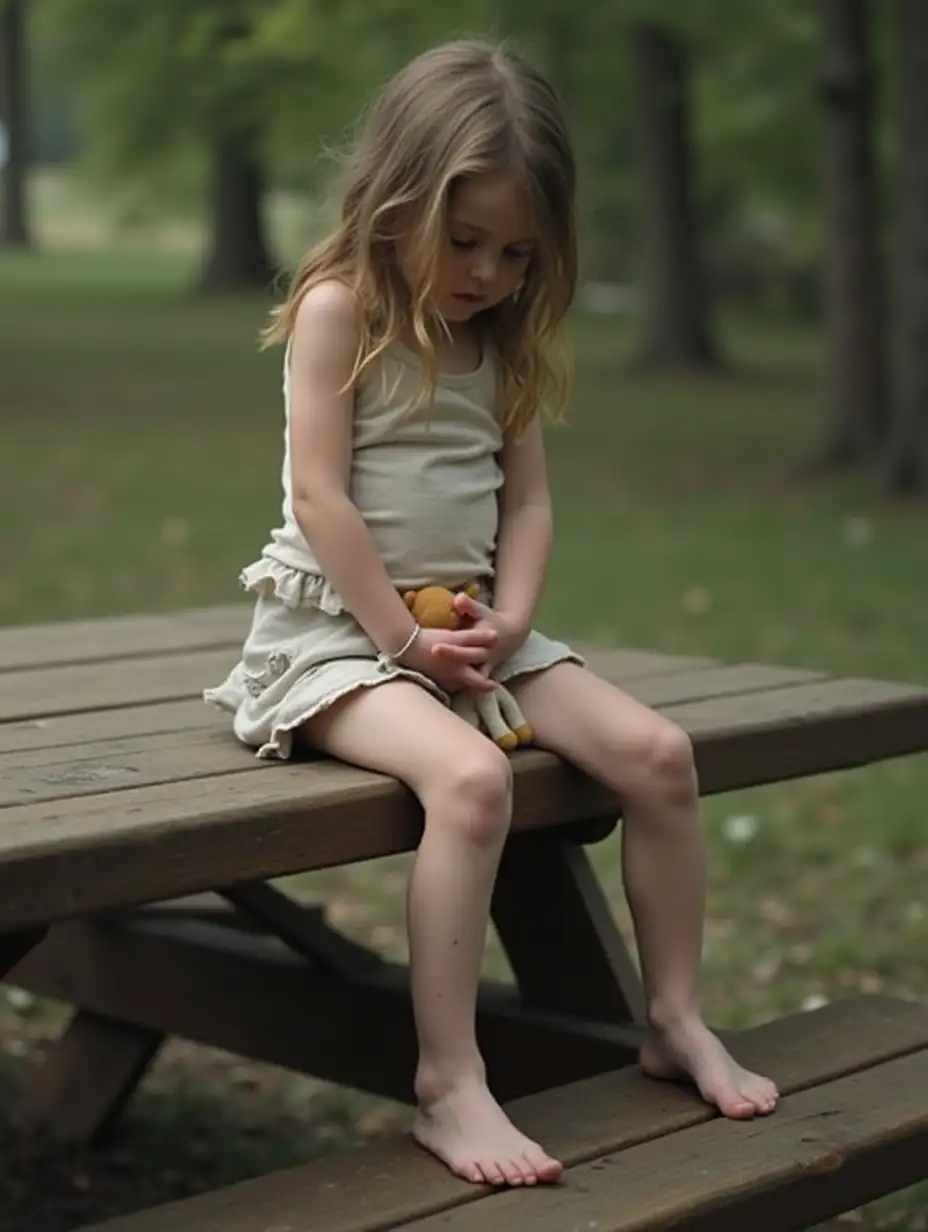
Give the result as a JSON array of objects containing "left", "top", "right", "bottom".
[
  {"left": 451, "top": 237, "right": 476, "bottom": 251},
  {"left": 506, "top": 248, "right": 532, "bottom": 262}
]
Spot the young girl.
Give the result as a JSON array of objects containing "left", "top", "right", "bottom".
[{"left": 206, "top": 37, "right": 778, "bottom": 1189}]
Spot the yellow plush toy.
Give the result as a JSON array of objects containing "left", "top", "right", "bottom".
[{"left": 403, "top": 584, "right": 534, "bottom": 752}]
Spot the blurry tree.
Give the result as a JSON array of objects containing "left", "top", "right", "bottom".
[
  {"left": 811, "top": 0, "right": 887, "bottom": 470},
  {"left": 0, "top": 0, "right": 32, "bottom": 248},
  {"left": 630, "top": 18, "right": 717, "bottom": 368},
  {"left": 693, "top": 5, "right": 821, "bottom": 313},
  {"left": 499, "top": 1, "right": 719, "bottom": 366},
  {"left": 883, "top": 0, "right": 928, "bottom": 493},
  {"left": 503, "top": 0, "right": 822, "bottom": 368},
  {"left": 42, "top": 0, "right": 492, "bottom": 290},
  {"left": 43, "top": 0, "right": 284, "bottom": 288}
]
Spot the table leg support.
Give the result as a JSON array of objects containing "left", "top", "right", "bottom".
[
  {"left": 0, "top": 927, "right": 49, "bottom": 981},
  {"left": 15, "top": 1011, "right": 164, "bottom": 1146},
  {"left": 492, "top": 829, "right": 646, "bottom": 1027}
]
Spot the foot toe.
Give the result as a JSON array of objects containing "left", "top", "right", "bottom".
[
  {"left": 481, "top": 1161, "right": 507, "bottom": 1186},
  {"left": 746, "top": 1078, "right": 779, "bottom": 1114},
  {"left": 728, "top": 1101, "right": 757, "bottom": 1119},
  {"left": 536, "top": 1155, "right": 565, "bottom": 1183},
  {"left": 501, "top": 1159, "right": 526, "bottom": 1186},
  {"left": 522, "top": 1140, "right": 563, "bottom": 1183}
]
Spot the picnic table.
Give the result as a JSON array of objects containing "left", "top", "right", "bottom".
[{"left": 1, "top": 603, "right": 927, "bottom": 1231}]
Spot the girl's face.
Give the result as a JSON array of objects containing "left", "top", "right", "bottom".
[{"left": 400, "top": 172, "right": 537, "bottom": 324}]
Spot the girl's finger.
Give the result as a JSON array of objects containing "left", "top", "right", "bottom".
[
  {"left": 447, "top": 626, "right": 497, "bottom": 646},
  {"left": 453, "top": 591, "right": 492, "bottom": 621},
  {"left": 431, "top": 643, "right": 492, "bottom": 665}
]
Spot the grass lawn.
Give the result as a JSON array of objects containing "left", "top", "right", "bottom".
[{"left": 1, "top": 244, "right": 926, "bottom": 1229}]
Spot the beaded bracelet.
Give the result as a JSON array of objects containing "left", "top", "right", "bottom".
[{"left": 376, "top": 623, "right": 422, "bottom": 674}]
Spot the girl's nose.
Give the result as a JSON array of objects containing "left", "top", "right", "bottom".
[{"left": 472, "top": 252, "right": 498, "bottom": 284}]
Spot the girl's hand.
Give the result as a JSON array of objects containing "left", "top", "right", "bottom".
[
  {"left": 400, "top": 625, "right": 500, "bottom": 693},
  {"left": 442, "top": 591, "right": 529, "bottom": 671}
]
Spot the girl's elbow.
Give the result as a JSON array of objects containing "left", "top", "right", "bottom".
[{"left": 292, "top": 485, "right": 345, "bottom": 527}]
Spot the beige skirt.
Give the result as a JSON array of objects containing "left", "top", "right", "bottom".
[{"left": 204, "top": 558, "right": 583, "bottom": 760}]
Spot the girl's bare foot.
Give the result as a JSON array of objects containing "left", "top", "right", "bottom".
[
  {"left": 640, "top": 1014, "right": 779, "bottom": 1119},
  {"left": 413, "top": 1072, "right": 563, "bottom": 1187}
]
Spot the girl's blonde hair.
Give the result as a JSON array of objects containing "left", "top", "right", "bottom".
[{"left": 262, "top": 38, "right": 577, "bottom": 434}]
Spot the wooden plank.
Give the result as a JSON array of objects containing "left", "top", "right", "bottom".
[
  {"left": 14, "top": 1011, "right": 164, "bottom": 1145},
  {"left": 1, "top": 675, "right": 927, "bottom": 935},
  {"left": 219, "top": 882, "right": 382, "bottom": 977},
  {"left": 0, "top": 663, "right": 808, "bottom": 762},
  {"left": 0, "top": 648, "right": 239, "bottom": 722},
  {"left": 0, "top": 663, "right": 823, "bottom": 807},
  {"left": 404, "top": 1050, "right": 928, "bottom": 1232},
  {"left": 0, "top": 644, "right": 718, "bottom": 724},
  {"left": 0, "top": 604, "right": 250, "bottom": 672},
  {"left": 685, "top": 675, "right": 928, "bottom": 790},
  {"left": 13, "top": 916, "right": 641, "bottom": 1112},
  {"left": 0, "top": 699, "right": 217, "bottom": 756},
  {"left": 1, "top": 662, "right": 713, "bottom": 757},
  {"left": 75, "top": 996, "right": 928, "bottom": 1232},
  {"left": 0, "top": 728, "right": 276, "bottom": 808},
  {"left": 0, "top": 660, "right": 798, "bottom": 758},
  {"left": 109, "top": 894, "right": 261, "bottom": 931}
]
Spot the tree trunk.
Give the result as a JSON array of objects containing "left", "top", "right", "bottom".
[
  {"left": 810, "top": 0, "right": 887, "bottom": 469},
  {"left": 0, "top": 0, "right": 31, "bottom": 249},
  {"left": 198, "top": 134, "right": 276, "bottom": 293},
  {"left": 631, "top": 20, "right": 719, "bottom": 369},
  {"left": 883, "top": 0, "right": 928, "bottom": 493}
]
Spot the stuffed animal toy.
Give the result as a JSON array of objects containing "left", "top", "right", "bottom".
[{"left": 403, "top": 584, "right": 534, "bottom": 752}]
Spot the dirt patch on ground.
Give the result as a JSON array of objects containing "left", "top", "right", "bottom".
[{"left": 0, "top": 1003, "right": 408, "bottom": 1232}]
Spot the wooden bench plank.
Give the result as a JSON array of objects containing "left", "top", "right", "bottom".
[
  {"left": 75, "top": 996, "right": 928, "bottom": 1232},
  {"left": 683, "top": 676, "right": 928, "bottom": 790},
  {"left": 1, "top": 677, "right": 927, "bottom": 934},
  {"left": 0, "top": 605, "right": 250, "bottom": 673},
  {"left": 0, "top": 664, "right": 824, "bottom": 807},
  {"left": 0, "top": 644, "right": 719, "bottom": 723},
  {"left": 0, "top": 648, "right": 240, "bottom": 722},
  {"left": 0, "top": 660, "right": 806, "bottom": 757},
  {"left": 404, "top": 1049, "right": 928, "bottom": 1232},
  {"left": 0, "top": 699, "right": 218, "bottom": 756}
]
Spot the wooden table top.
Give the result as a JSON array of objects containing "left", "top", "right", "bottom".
[{"left": 2, "top": 604, "right": 927, "bottom": 935}]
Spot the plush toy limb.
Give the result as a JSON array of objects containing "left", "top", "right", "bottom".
[
  {"left": 452, "top": 686, "right": 533, "bottom": 752},
  {"left": 494, "top": 684, "right": 534, "bottom": 746},
  {"left": 474, "top": 692, "right": 519, "bottom": 751},
  {"left": 478, "top": 686, "right": 537, "bottom": 751}
]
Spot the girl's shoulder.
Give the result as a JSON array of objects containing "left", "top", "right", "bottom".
[
  {"left": 292, "top": 279, "right": 359, "bottom": 343},
  {"left": 287, "top": 279, "right": 360, "bottom": 391}
]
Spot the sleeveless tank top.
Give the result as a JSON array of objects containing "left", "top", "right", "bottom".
[{"left": 256, "top": 338, "right": 504, "bottom": 612}]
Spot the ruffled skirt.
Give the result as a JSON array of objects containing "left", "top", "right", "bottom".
[{"left": 204, "top": 557, "right": 582, "bottom": 760}]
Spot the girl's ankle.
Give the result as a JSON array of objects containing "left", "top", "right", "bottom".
[
  {"left": 414, "top": 1056, "right": 487, "bottom": 1106},
  {"left": 646, "top": 997, "right": 703, "bottom": 1034}
]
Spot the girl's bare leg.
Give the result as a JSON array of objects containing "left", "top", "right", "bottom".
[
  {"left": 304, "top": 680, "right": 563, "bottom": 1186},
  {"left": 509, "top": 662, "right": 779, "bottom": 1119}
]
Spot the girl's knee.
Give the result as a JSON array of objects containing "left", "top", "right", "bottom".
[
  {"left": 424, "top": 745, "right": 513, "bottom": 847},
  {"left": 632, "top": 718, "right": 697, "bottom": 807}
]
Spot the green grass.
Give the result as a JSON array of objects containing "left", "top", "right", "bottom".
[{"left": 1, "top": 246, "right": 927, "bottom": 1229}]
